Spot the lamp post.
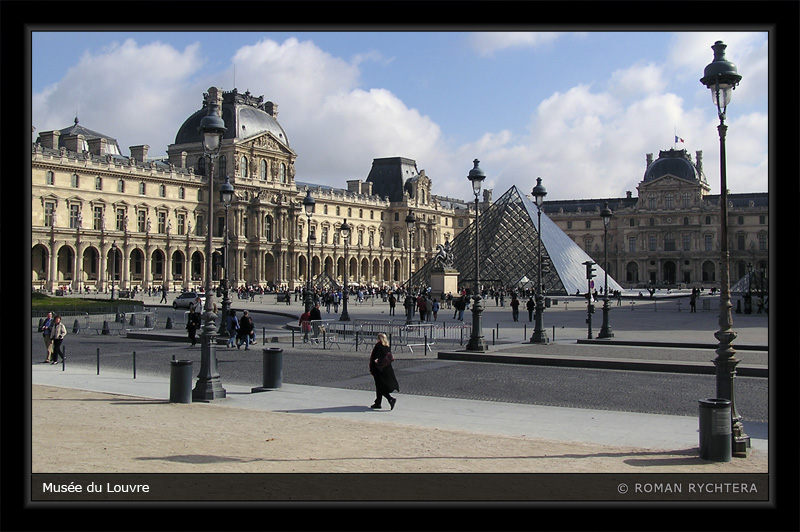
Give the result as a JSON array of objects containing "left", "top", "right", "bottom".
[
  {"left": 303, "top": 190, "right": 316, "bottom": 313},
  {"left": 192, "top": 94, "right": 227, "bottom": 402},
  {"left": 530, "top": 177, "right": 549, "bottom": 344},
  {"left": 466, "top": 159, "right": 488, "bottom": 351},
  {"left": 700, "top": 40, "right": 749, "bottom": 456},
  {"left": 110, "top": 241, "right": 117, "bottom": 300},
  {"left": 217, "top": 176, "right": 234, "bottom": 336},
  {"left": 339, "top": 219, "right": 351, "bottom": 321},
  {"left": 404, "top": 209, "right": 416, "bottom": 325},
  {"left": 598, "top": 202, "right": 614, "bottom": 338}
]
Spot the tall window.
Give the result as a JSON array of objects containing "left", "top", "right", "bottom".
[
  {"left": 664, "top": 193, "right": 674, "bottom": 210},
  {"left": 279, "top": 163, "right": 286, "bottom": 183},
  {"left": 95, "top": 177, "right": 103, "bottom": 190},
  {"left": 158, "top": 212, "right": 167, "bottom": 233},
  {"left": 758, "top": 233, "right": 767, "bottom": 250},
  {"left": 177, "top": 213, "right": 185, "bottom": 235},
  {"left": 69, "top": 204, "right": 80, "bottom": 228},
  {"left": 117, "top": 179, "right": 125, "bottom": 193},
  {"left": 139, "top": 182, "right": 146, "bottom": 195},
  {"left": 260, "top": 160, "right": 267, "bottom": 180},
  {"left": 46, "top": 171, "right": 54, "bottom": 185},
  {"left": 321, "top": 227, "right": 328, "bottom": 244},
  {"left": 71, "top": 174, "right": 79, "bottom": 188},
  {"left": 116, "top": 208, "right": 126, "bottom": 231},
  {"left": 705, "top": 234, "right": 713, "bottom": 251},
  {"left": 240, "top": 156, "right": 248, "bottom": 178},
  {"left": 683, "top": 234, "right": 691, "bottom": 251},
  {"left": 93, "top": 206, "right": 103, "bottom": 230},
  {"left": 159, "top": 184, "right": 166, "bottom": 198},
  {"left": 681, "top": 192, "right": 691, "bottom": 209},
  {"left": 137, "top": 210, "right": 147, "bottom": 232},
  {"left": 179, "top": 187, "right": 185, "bottom": 199},
  {"left": 647, "top": 194, "right": 656, "bottom": 209},
  {"left": 628, "top": 236, "right": 636, "bottom": 252},
  {"left": 648, "top": 235, "right": 657, "bottom": 251},
  {"left": 264, "top": 216, "right": 273, "bottom": 242},
  {"left": 664, "top": 233, "right": 676, "bottom": 251},
  {"left": 44, "top": 201, "right": 55, "bottom": 227}
]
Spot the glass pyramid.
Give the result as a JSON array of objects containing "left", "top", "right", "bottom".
[{"left": 413, "top": 185, "right": 623, "bottom": 295}]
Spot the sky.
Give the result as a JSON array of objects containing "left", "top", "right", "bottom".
[{"left": 31, "top": 31, "right": 768, "bottom": 202}]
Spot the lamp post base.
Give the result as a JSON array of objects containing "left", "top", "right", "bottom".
[
  {"left": 466, "top": 295, "right": 489, "bottom": 351},
  {"left": 192, "top": 312, "right": 226, "bottom": 401},
  {"left": 530, "top": 303, "right": 549, "bottom": 344}
]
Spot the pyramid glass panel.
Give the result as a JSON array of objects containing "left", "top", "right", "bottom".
[{"left": 412, "top": 186, "right": 623, "bottom": 295}]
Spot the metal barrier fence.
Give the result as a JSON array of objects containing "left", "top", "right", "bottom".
[
  {"left": 32, "top": 309, "right": 159, "bottom": 336},
  {"left": 307, "top": 319, "right": 472, "bottom": 353}
]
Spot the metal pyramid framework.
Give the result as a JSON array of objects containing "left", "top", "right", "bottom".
[{"left": 412, "top": 185, "right": 624, "bottom": 296}]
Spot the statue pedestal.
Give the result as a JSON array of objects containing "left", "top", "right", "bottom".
[{"left": 431, "top": 268, "right": 459, "bottom": 299}]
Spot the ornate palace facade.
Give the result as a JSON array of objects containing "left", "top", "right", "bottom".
[{"left": 31, "top": 86, "right": 767, "bottom": 295}]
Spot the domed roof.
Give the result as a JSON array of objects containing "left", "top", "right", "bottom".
[
  {"left": 173, "top": 88, "right": 290, "bottom": 147},
  {"left": 643, "top": 149, "right": 702, "bottom": 183}
]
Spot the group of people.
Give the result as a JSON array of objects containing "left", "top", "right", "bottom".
[
  {"left": 38, "top": 312, "right": 67, "bottom": 365},
  {"left": 184, "top": 295, "right": 256, "bottom": 349}
]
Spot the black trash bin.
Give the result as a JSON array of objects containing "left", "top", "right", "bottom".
[
  {"left": 252, "top": 347, "right": 283, "bottom": 392},
  {"left": 698, "top": 398, "right": 732, "bottom": 462},
  {"left": 169, "top": 360, "right": 193, "bottom": 403}
]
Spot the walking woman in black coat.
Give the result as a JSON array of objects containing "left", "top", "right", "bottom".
[{"left": 368, "top": 333, "right": 399, "bottom": 410}]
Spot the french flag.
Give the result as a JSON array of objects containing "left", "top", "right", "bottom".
[{"left": 675, "top": 135, "right": 684, "bottom": 143}]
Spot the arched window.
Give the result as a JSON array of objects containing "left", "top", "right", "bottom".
[
  {"left": 117, "top": 179, "right": 125, "bottom": 193},
  {"left": 46, "top": 170, "right": 55, "bottom": 185},
  {"left": 240, "top": 156, "right": 248, "bottom": 178},
  {"left": 647, "top": 194, "right": 656, "bottom": 209},
  {"left": 279, "top": 163, "right": 286, "bottom": 183},
  {"left": 197, "top": 157, "right": 206, "bottom": 176},
  {"left": 260, "top": 160, "right": 267, "bottom": 180}
]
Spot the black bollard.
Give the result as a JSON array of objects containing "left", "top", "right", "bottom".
[{"left": 166, "top": 316, "right": 173, "bottom": 329}]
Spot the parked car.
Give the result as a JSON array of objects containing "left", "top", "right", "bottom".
[{"left": 173, "top": 291, "right": 204, "bottom": 309}]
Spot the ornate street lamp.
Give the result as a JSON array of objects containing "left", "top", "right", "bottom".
[
  {"left": 598, "top": 202, "right": 615, "bottom": 338},
  {"left": 466, "top": 159, "right": 488, "bottom": 351},
  {"left": 217, "top": 175, "right": 234, "bottom": 336},
  {"left": 404, "top": 209, "right": 416, "bottom": 325},
  {"left": 530, "top": 177, "right": 549, "bottom": 344},
  {"left": 700, "top": 40, "right": 749, "bottom": 456},
  {"left": 110, "top": 241, "right": 117, "bottom": 301},
  {"left": 339, "top": 219, "right": 351, "bottom": 321},
  {"left": 303, "top": 189, "right": 316, "bottom": 313},
  {"left": 193, "top": 94, "right": 227, "bottom": 402}
]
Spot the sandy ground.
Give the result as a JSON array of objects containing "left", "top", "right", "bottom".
[{"left": 32, "top": 384, "right": 767, "bottom": 474}]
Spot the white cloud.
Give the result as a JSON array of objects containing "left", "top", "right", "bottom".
[
  {"left": 468, "top": 32, "right": 562, "bottom": 57},
  {"left": 32, "top": 39, "right": 204, "bottom": 155}
]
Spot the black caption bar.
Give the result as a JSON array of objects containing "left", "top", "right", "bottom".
[{"left": 31, "top": 473, "right": 768, "bottom": 502}]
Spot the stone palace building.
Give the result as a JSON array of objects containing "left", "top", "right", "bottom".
[{"left": 31, "top": 86, "right": 767, "bottom": 295}]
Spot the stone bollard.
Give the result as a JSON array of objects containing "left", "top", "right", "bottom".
[
  {"left": 166, "top": 317, "right": 173, "bottom": 329},
  {"left": 102, "top": 320, "right": 110, "bottom": 335},
  {"left": 72, "top": 319, "right": 80, "bottom": 334},
  {"left": 129, "top": 314, "right": 137, "bottom": 326},
  {"left": 145, "top": 315, "right": 153, "bottom": 328}
]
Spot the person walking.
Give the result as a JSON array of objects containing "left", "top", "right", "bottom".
[
  {"left": 299, "top": 309, "right": 312, "bottom": 343},
  {"left": 49, "top": 315, "right": 67, "bottom": 364},
  {"left": 431, "top": 299, "right": 440, "bottom": 321},
  {"left": 186, "top": 308, "right": 200, "bottom": 346},
  {"left": 310, "top": 303, "right": 322, "bottom": 343},
  {"left": 237, "top": 310, "right": 254, "bottom": 350},
  {"left": 160, "top": 284, "right": 168, "bottom": 303},
  {"left": 226, "top": 310, "right": 239, "bottom": 348},
  {"left": 690, "top": 289, "right": 698, "bottom": 313},
  {"left": 510, "top": 295, "right": 520, "bottom": 322},
  {"left": 526, "top": 297, "right": 535, "bottom": 322},
  {"left": 368, "top": 333, "right": 399, "bottom": 410},
  {"left": 40, "top": 311, "right": 55, "bottom": 363},
  {"left": 388, "top": 293, "right": 396, "bottom": 316}
]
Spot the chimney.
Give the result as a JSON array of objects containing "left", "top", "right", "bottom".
[
  {"left": 626, "top": 190, "right": 633, "bottom": 199},
  {"left": 38, "top": 130, "right": 60, "bottom": 149},
  {"left": 646, "top": 153, "right": 653, "bottom": 167},
  {"left": 87, "top": 137, "right": 107, "bottom": 156},
  {"left": 695, "top": 150, "right": 703, "bottom": 175},
  {"left": 62, "top": 134, "right": 84, "bottom": 153},
  {"left": 347, "top": 180, "right": 363, "bottom": 194},
  {"left": 130, "top": 145, "right": 149, "bottom": 163}
]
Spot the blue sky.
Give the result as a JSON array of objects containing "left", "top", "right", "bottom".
[{"left": 31, "top": 31, "right": 768, "bottom": 201}]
